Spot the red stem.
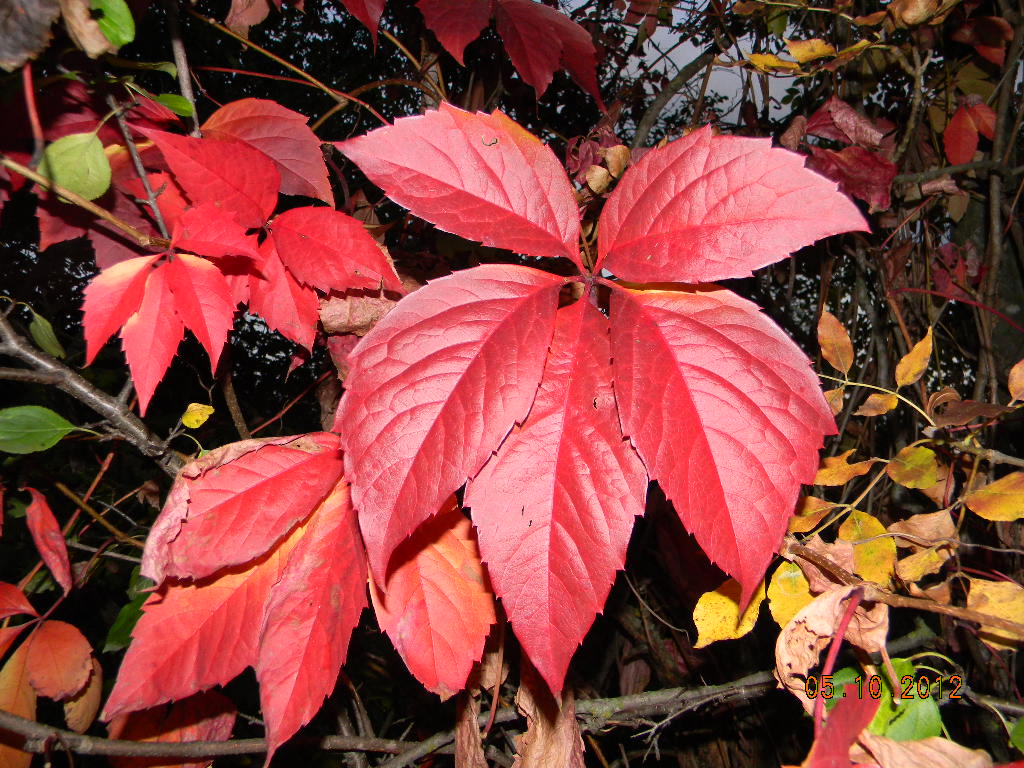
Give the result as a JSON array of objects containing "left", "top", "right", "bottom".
[
  {"left": 22, "top": 65, "right": 44, "bottom": 159},
  {"left": 813, "top": 588, "right": 863, "bottom": 737}
]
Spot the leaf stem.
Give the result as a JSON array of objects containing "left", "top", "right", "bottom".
[{"left": 818, "top": 373, "right": 935, "bottom": 426}]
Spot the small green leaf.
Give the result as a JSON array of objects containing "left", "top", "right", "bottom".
[
  {"left": 155, "top": 93, "right": 194, "bottom": 117},
  {"left": 29, "top": 312, "right": 66, "bottom": 359},
  {"left": 767, "top": 9, "right": 789, "bottom": 38},
  {"left": 1010, "top": 717, "right": 1024, "bottom": 753},
  {"left": 104, "top": 592, "right": 147, "bottom": 652},
  {"left": 91, "top": 0, "right": 135, "bottom": 47},
  {"left": 0, "top": 406, "right": 77, "bottom": 454},
  {"left": 38, "top": 132, "right": 112, "bottom": 201}
]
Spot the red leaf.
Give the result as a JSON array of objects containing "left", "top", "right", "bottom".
[
  {"left": 805, "top": 97, "right": 886, "bottom": 148},
  {"left": 270, "top": 206, "right": 403, "bottom": 293},
  {"left": 165, "top": 253, "right": 237, "bottom": 372},
  {"left": 335, "top": 264, "right": 564, "bottom": 581},
  {"left": 807, "top": 145, "right": 897, "bottom": 213},
  {"left": 804, "top": 685, "right": 879, "bottom": 768},
  {"left": 944, "top": 106, "right": 979, "bottom": 165},
  {"left": 25, "top": 620, "right": 92, "bottom": 700},
  {"left": 965, "top": 102, "right": 996, "bottom": 140},
  {"left": 0, "top": 625, "right": 27, "bottom": 662},
  {"left": 597, "top": 126, "right": 868, "bottom": 282},
  {"left": 951, "top": 16, "right": 1013, "bottom": 66},
  {"left": 107, "top": 690, "right": 236, "bottom": 768},
  {"left": 104, "top": 521, "right": 309, "bottom": 719},
  {"left": 416, "top": 0, "right": 492, "bottom": 63},
  {"left": 202, "top": 98, "right": 334, "bottom": 205},
  {"left": 37, "top": 193, "right": 88, "bottom": 251},
  {"left": 137, "top": 128, "right": 279, "bottom": 228},
  {"left": 120, "top": 263, "right": 184, "bottom": 415},
  {"left": 116, "top": 171, "right": 190, "bottom": 233},
  {"left": 609, "top": 286, "right": 835, "bottom": 604},
  {"left": 141, "top": 433, "right": 344, "bottom": 583},
  {"left": 249, "top": 238, "right": 320, "bottom": 350},
  {"left": 24, "top": 488, "right": 72, "bottom": 594},
  {"left": 82, "top": 255, "right": 160, "bottom": 364},
  {"left": 256, "top": 480, "right": 366, "bottom": 758},
  {"left": 370, "top": 500, "right": 495, "bottom": 699},
  {"left": 338, "top": 0, "right": 386, "bottom": 42},
  {"left": 336, "top": 104, "right": 581, "bottom": 265},
  {"left": 494, "top": 0, "right": 603, "bottom": 107},
  {"left": 0, "top": 583, "right": 37, "bottom": 620},
  {"left": 87, "top": 189, "right": 162, "bottom": 269},
  {"left": 465, "top": 300, "right": 646, "bottom": 692},
  {"left": 171, "top": 202, "right": 260, "bottom": 261}
]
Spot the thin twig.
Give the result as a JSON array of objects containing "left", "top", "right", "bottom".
[
  {"left": 632, "top": 51, "right": 716, "bottom": 150},
  {"left": 107, "top": 94, "right": 170, "bottom": 238},
  {"left": 53, "top": 482, "right": 145, "bottom": 549},
  {"left": 165, "top": 0, "right": 201, "bottom": 136},
  {"left": 221, "top": 370, "right": 252, "bottom": 439}
]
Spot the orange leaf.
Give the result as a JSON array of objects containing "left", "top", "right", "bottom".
[
  {"left": 25, "top": 620, "right": 93, "bottom": 700},
  {"left": 63, "top": 657, "right": 102, "bottom": 733},
  {"left": 0, "top": 643, "right": 36, "bottom": 768},
  {"left": 814, "top": 449, "right": 877, "bottom": 486},
  {"left": 817, "top": 310, "right": 854, "bottom": 374},
  {"left": 895, "top": 328, "right": 933, "bottom": 387}
]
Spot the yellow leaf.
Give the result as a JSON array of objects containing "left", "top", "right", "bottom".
[
  {"left": 1008, "top": 358, "right": 1024, "bottom": 402},
  {"left": 767, "top": 562, "right": 814, "bottom": 627},
  {"left": 823, "top": 386, "right": 845, "bottom": 416},
  {"left": 789, "top": 496, "right": 836, "bottom": 533},
  {"left": 747, "top": 53, "right": 802, "bottom": 73},
  {"left": 785, "top": 38, "right": 837, "bottom": 63},
  {"left": 817, "top": 310, "right": 854, "bottom": 374},
  {"left": 964, "top": 472, "right": 1024, "bottom": 521},
  {"left": 181, "top": 403, "right": 215, "bottom": 429},
  {"left": 967, "top": 579, "right": 1024, "bottom": 651},
  {"left": 886, "top": 445, "right": 939, "bottom": 489},
  {"left": 895, "top": 328, "right": 933, "bottom": 387},
  {"left": 854, "top": 392, "right": 898, "bottom": 417},
  {"left": 839, "top": 510, "right": 896, "bottom": 586},
  {"left": 814, "top": 449, "right": 878, "bottom": 486},
  {"left": 896, "top": 548, "right": 947, "bottom": 582},
  {"left": 693, "top": 579, "right": 766, "bottom": 648}
]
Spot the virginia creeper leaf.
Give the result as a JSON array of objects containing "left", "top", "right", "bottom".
[
  {"left": 171, "top": 202, "right": 260, "bottom": 261},
  {"left": 466, "top": 300, "right": 646, "bottom": 692},
  {"left": 25, "top": 620, "right": 92, "bottom": 700},
  {"left": 944, "top": 106, "right": 979, "bottom": 165},
  {"left": 597, "top": 126, "right": 868, "bottom": 282},
  {"left": 337, "top": 104, "right": 581, "bottom": 265},
  {"left": 416, "top": 0, "right": 491, "bottom": 63},
  {"left": 136, "top": 128, "right": 279, "bottom": 228},
  {"left": 609, "top": 286, "right": 835, "bottom": 603},
  {"left": 338, "top": 0, "right": 386, "bottom": 42},
  {"left": 804, "top": 685, "right": 879, "bottom": 767},
  {"left": 370, "top": 500, "right": 496, "bottom": 699},
  {"left": 256, "top": 480, "right": 367, "bottom": 759},
  {"left": 202, "top": 98, "right": 334, "bottom": 205},
  {"left": 334, "top": 264, "right": 564, "bottom": 581},
  {"left": 120, "top": 262, "right": 184, "bottom": 415},
  {"left": 165, "top": 253, "right": 236, "bottom": 372},
  {"left": 248, "top": 238, "right": 320, "bottom": 350},
  {"left": 269, "top": 206, "right": 403, "bottom": 293},
  {"left": 104, "top": 521, "right": 309, "bottom": 719},
  {"left": 141, "top": 433, "right": 344, "bottom": 583},
  {"left": 24, "top": 487, "right": 73, "bottom": 594},
  {"left": 82, "top": 254, "right": 159, "bottom": 364},
  {"left": 0, "top": 583, "right": 37, "bottom": 620}
]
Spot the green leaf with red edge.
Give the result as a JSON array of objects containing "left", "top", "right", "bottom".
[
  {"left": 596, "top": 126, "right": 868, "bottom": 282},
  {"left": 165, "top": 253, "right": 237, "bottom": 372},
  {"left": 248, "top": 238, "right": 320, "bottom": 351},
  {"left": 140, "top": 433, "right": 344, "bottom": 584},
  {"left": 171, "top": 202, "right": 260, "bottom": 261},
  {"left": 335, "top": 264, "right": 564, "bottom": 582},
  {"left": 465, "top": 300, "right": 647, "bottom": 692},
  {"left": 415, "top": 0, "right": 491, "bottom": 63},
  {"left": 82, "top": 254, "right": 160, "bottom": 364},
  {"left": 0, "top": 583, "right": 36, "bottom": 620},
  {"left": 201, "top": 98, "right": 334, "bottom": 205},
  {"left": 370, "top": 498, "right": 496, "bottom": 699},
  {"left": 136, "top": 127, "right": 279, "bottom": 228},
  {"left": 25, "top": 620, "right": 92, "bottom": 700},
  {"left": 24, "top": 488, "right": 72, "bottom": 594},
  {"left": 608, "top": 286, "right": 835, "bottom": 605},
  {"left": 269, "top": 206, "right": 403, "bottom": 293},
  {"left": 256, "top": 480, "right": 366, "bottom": 760},
  {"left": 120, "top": 263, "right": 184, "bottom": 415},
  {"left": 336, "top": 104, "right": 581, "bottom": 266}
]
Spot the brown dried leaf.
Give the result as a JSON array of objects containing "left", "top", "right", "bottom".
[
  {"left": 455, "top": 690, "right": 487, "bottom": 768},
  {"left": 859, "top": 732, "right": 992, "bottom": 768},
  {"left": 513, "top": 659, "right": 584, "bottom": 768},
  {"left": 815, "top": 450, "right": 878, "bottom": 486},
  {"left": 933, "top": 400, "right": 1007, "bottom": 428},
  {"left": 63, "top": 657, "right": 102, "bottom": 733},
  {"left": 855, "top": 392, "right": 898, "bottom": 417},
  {"left": 818, "top": 310, "right": 854, "bottom": 374},
  {"left": 895, "top": 328, "right": 932, "bottom": 387},
  {"left": 798, "top": 535, "right": 856, "bottom": 593},
  {"left": 1009, "top": 359, "right": 1024, "bottom": 402},
  {"left": 0, "top": 0, "right": 60, "bottom": 71},
  {"left": 60, "top": 0, "right": 116, "bottom": 58},
  {"left": 824, "top": 386, "right": 845, "bottom": 416},
  {"left": 888, "top": 511, "right": 956, "bottom": 549},
  {"left": 585, "top": 165, "right": 612, "bottom": 193},
  {"left": 600, "top": 145, "right": 631, "bottom": 178}
]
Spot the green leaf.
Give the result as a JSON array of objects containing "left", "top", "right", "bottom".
[
  {"left": 92, "top": 0, "right": 135, "bottom": 47},
  {"left": 38, "top": 132, "right": 112, "bottom": 201},
  {"left": 767, "top": 9, "right": 789, "bottom": 38},
  {"left": 0, "top": 406, "right": 77, "bottom": 454},
  {"left": 104, "top": 592, "right": 147, "bottom": 652},
  {"left": 155, "top": 93, "right": 194, "bottom": 117},
  {"left": 830, "top": 660, "right": 943, "bottom": 741},
  {"left": 1011, "top": 717, "right": 1024, "bottom": 753},
  {"left": 29, "top": 312, "right": 66, "bottom": 359}
]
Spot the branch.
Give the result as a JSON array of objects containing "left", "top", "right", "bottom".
[
  {"left": 0, "top": 311, "right": 183, "bottom": 476},
  {"left": 894, "top": 161, "right": 1024, "bottom": 185},
  {"left": 631, "top": 51, "right": 716, "bottom": 150}
]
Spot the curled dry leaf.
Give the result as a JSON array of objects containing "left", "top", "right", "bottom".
[
  {"left": 888, "top": 511, "right": 956, "bottom": 550},
  {"left": 775, "top": 585, "right": 889, "bottom": 713},
  {"left": 513, "top": 659, "right": 585, "bottom": 768},
  {"left": 818, "top": 310, "right": 854, "bottom": 374},
  {"left": 814, "top": 450, "right": 878, "bottom": 486},
  {"left": 966, "top": 579, "right": 1024, "bottom": 651},
  {"left": 796, "top": 535, "right": 856, "bottom": 593},
  {"left": 895, "top": 328, "right": 933, "bottom": 387},
  {"left": 692, "top": 578, "right": 766, "bottom": 647},
  {"left": 964, "top": 472, "right": 1024, "bottom": 521},
  {"left": 932, "top": 400, "right": 1007, "bottom": 428}
]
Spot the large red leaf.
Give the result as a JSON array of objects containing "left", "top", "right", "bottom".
[
  {"left": 494, "top": 0, "right": 603, "bottom": 107},
  {"left": 256, "top": 480, "right": 367, "bottom": 758},
  {"left": 248, "top": 238, "right": 320, "bottom": 350},
  {"left": 334, "top": 264, "right": 564, "bottom": 581},
  {"left": 25, "top": 620, "right": 92, "bottom": 700},
  {"left": 120, "top": 263, "right": 184, "bottom": 415},
  {"left": 609, "top": 286, "right": 835, "bottom": 603},
  {"left": 0, "top": 583, "right": 36, "bottom": 620},
  {"left": 171, "top": 202, "right": 260, "bottom": 261},
  {"left": 596, "top": 126, "right": 868, "bottom": 282},
  {"left": 136, "top": 128, "right": 279, "bottom": 228},
  {"left": 466, "top": 300, "right": 646, "bottom": 692},
  {"left": 370, "top": 500, "right": 496, "bottom": 699},
  {"left": 24, "top": 488, "right": 72, "bottom": 594},
  {"left": 116, "top": 171, "right": 190, "bottom": 233},
  {"left": 336, "top": 104, "right": 581, "bottom": 265},
  {"left": 165, "top": 253, "right": 236, "bottom": 372},
  {"left": 82, "top": 254, "right": 160, "bottom": 364},
  {"left": 338, "top": 0, "right": 386, "bottom": 42},
  {"left": 416, "top": 0, "right": 492, "bottom": 63},
  {"left": 103, "top": 521, "right": 308, "bottom": 719},
  {"left": 141, "top": 433, "right": 344, "bottom": 583},
  {"left": 202, "top": 98, "right": 334, "bottom": 205},
  {"left": 269, "top": 206, "right": 403, "bottom": 293}
]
